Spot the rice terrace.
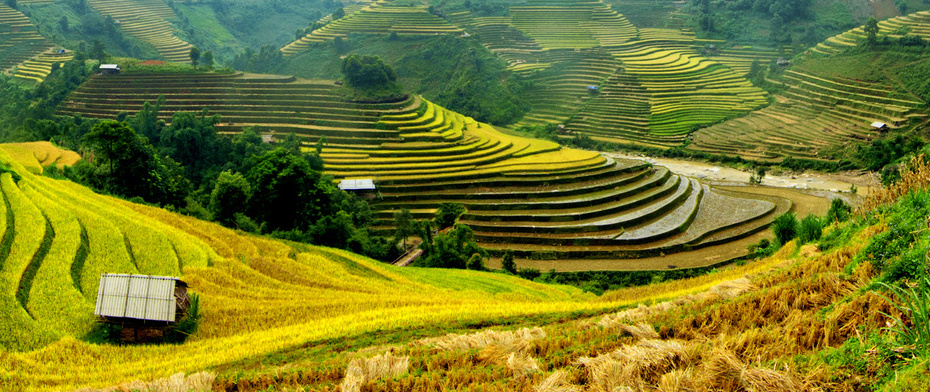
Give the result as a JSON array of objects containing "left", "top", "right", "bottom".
[{"left": 2, "top": 0, "right": 930, "bottom": 390}]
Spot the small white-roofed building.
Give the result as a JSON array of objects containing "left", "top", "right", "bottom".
[
  {"left": 99, "top": 64, "right": 120, "bottom": 75},
  {"left": 338, "top": 179, "right": 376, "bottom": 191},
  {"left": 338, "top": 179, "right": 377, "bottom": 199},
  {"left": 94, "top": 274, "right": 189, "bottom": 323},
  {"left": 94, "top": 274, "right": 190, "bottom": 342}
]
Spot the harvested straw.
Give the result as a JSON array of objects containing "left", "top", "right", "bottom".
[
  {"left": 70, "top": 372, "right": 215, "bottom": 392},
  {"left": 703, "top": 347, "right": 803, "bottom": 391},
  {"left": 340, "top": 352, "right": 410, "bottom": 392},
  {"left": 575, "top": 339, "right": 691, "bottom": 391},
  {"left": 534, "top": 371, "right": 580, "bottom": 392},
  {"left": 417, "top": 327, "right": 546, "bottom": 352},
  {"left": 657, "top": 368, "right": 695, "bottom": 392}
]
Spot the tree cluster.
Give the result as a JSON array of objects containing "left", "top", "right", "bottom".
[
  {"left": 341, "top": 54, "right": 398, "bottom": 89},
  {"left": 230, "top": 45, "right": 285, "bottom": 74}
]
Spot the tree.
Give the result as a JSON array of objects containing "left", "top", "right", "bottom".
[
  {"left": 210, "top": 171, "right": 251, "bottom": 227},
  {"left": 83, "top": 120, "right": 137, "bottom": 173},
  {"left": 90, "top": 40, "right": 106, "bottom": 60},
  {"left": 501, "top": 250, "right": 516, "bottom": 274},
  {"left": 190, "top": 47, "right": 201, "bottom": 68},
  {"left": 59, "top": 16, "right": 69, "bottom": 32},
  {"left": 434, "top": 202, "right": 466, "bottom": 229},
  {"left": 82, "top": 120, "right": 189, "bottom": 205},
  {"left": 246, "top": 148, "right": 335, "bottom": 231},
  {"left": 332, "top": 6, "right": 345, "bottom": 19},
  {"left": 865, "top": 16, "right": 880, "bottom": 44},
  {"left": 4, "top": 0, "right": 17, "bottom": 9},
  {"left": 202, "top": 51, "right": 214, "bottom": 69},
  {"left": 417, "top": 224, "right": 486, "bottom": 269},
  {"left": 394, "top": 208, "right": 414, "bottom": 249},
  {"left": 340, "top": 55, "right": 398, "bottom": 89}
]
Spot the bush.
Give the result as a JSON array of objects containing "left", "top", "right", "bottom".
[
  {"left": 165, "top": 293, "right": 201, "bottom": 343},
  {"left": 747, "top": 238, "right": 775, "bottom": 259},
  {"left": 771, "top": 212, "right": 799, "bottom": 245},
  {"left": 878, "top": 266, "right": 930, "bottom": 357},
  {"left": 797, "top": 214, "right": 824, "bottom": 244},
  {"left": 826, "top": 198, "right": 852, "bottom": 223},
  {"left": 501, "top": 250, "right": 516, "bottom": 274},
  {"left": 517, "top": 268, "right": 541, "bottom": 281},
  {"left": 466, "top": 253, "right": 485, "bottom": 271}
]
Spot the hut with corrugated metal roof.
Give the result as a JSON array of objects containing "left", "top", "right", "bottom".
[{"left": 94, "top": 274, "right": 190, "bottom": 341}]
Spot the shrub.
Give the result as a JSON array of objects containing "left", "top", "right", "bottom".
[
  {"left": 517, "top": 268, "right": 541, "bottom": 281},
  {"left": 166, "top": 293, "right": 201, "bottom": 343},
  {"left": 466, "top": 253, "right": 485, "bottom": 271},
  {"left": 771, "top": 212, "right": 799, "bottom": 245},
  {"left": 826, "top": 198, "right": 852, "bottom": 223},
  {"left": 749, "top": 167, "right": 765, "bottom": 184},
  {"left": 747, "top": 238, "right": 774, "bottom": 259},
  {"left": 501, "top": 250, "right": 516, "bottom": 274},
  {"left": 878, "top": 264, "right": 930, "bottom": 357},
  {"left": 797, "top": 214, "right": 823, "bottom": 244}
]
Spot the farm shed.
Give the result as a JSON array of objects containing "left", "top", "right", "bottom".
[
  {"left": 99, "top": 64, "right": 120, "bottom": 75},
  {"left": 339, "top": 179, "right": 376, "bottom": 191},
  {"left": 871, "top": 121, "right": 888, "bottom": 131},
  {"left": 587, "top": 85, "right": 599, "bottom": 93},
  {"left": 339, "top": 179, "right": 377, "bottom": 199},
  {"left": 260, "top": 134, "right": 277, "bottom": 144},
  {"left": 94, "top": 274, "right": 190, "bottom": 341}
]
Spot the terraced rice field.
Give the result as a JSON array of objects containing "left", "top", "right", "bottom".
[
  {"left": 59, "top": 71, "right": 787, "bottom": 262},
  {"left": 513, "top": 49, "right": 622, "bottom": 128},
  {"left": 281, "top": 0, "right": 461, "bottom": 55},
  {"left": 0, "top": 4, "right": 53, "bottom": 75},
  {"left": 443, "top": 0, "right": 769, "bottom": 147},
  {"left": 610, "top": 41, "right": 769, "bottom": 138},
  {"left": 706, "top": 45, "right": 787, "bottom": 76},
  {"left": 11, "top": 50, "right": 73, "bottom": 82},
  {"left": 689, "top": 66, "right": 926, "bottom": 161},
  {"left": 812, "top": 11, "right": 930, "bottom": 55},
  {"left": 85, "top": 0, "right": 192, "bottom": 62},
  {"left": 508, "top": 0, "right": 638, "bottom": 50}
]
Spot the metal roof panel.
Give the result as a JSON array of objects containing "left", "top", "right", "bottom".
[{"left": 94, "top": 274, "right": 179, "bottom": 322}]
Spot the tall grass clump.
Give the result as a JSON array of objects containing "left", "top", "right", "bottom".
[
  {"left": 878, "top": 257, "right": 930, "bottom": 358},
  {"left": 771, "top": 212, "right": 799, "bottom": 245},
  {"left": 797, "top": 214, "right": 823, "bottom": 244},
  {"left": 862, "top": 154, "right": 930, "bottom": 213}
]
